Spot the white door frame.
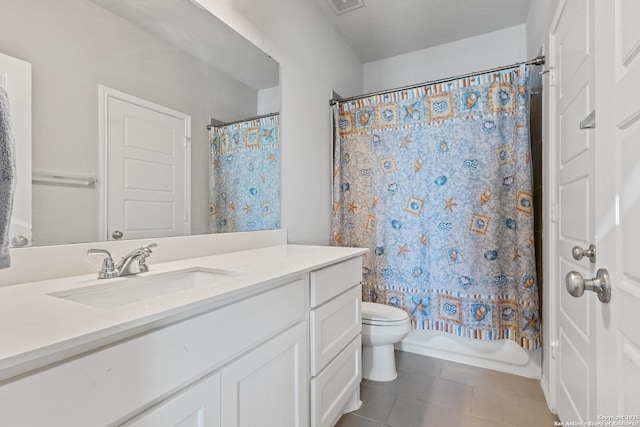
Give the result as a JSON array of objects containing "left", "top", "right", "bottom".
[
  {"left": 98, "top": 86, "right": 191, "bottom": 241},
  {"left": 545, "top": 0, "right": 565, "bottom": 414}
]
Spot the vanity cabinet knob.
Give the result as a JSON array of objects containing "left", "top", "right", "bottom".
[{"left": 112, "top": 230, "right": 123, "bottom": 239}]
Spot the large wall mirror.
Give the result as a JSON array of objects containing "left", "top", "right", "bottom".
[{"left": 0, "top": 0, "right": 280, "bottom": 247}]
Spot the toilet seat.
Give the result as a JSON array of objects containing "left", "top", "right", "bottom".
[{"left": 362, "top": 302, "right": 409, "bottom": 326}]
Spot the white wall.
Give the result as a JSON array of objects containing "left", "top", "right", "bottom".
[
  {"left": 257, "top": 86, "right": 281, "bottom": 115},
  {"left": 364, "top": 25, "right": 527, "bottom": 93},
  {"left": 0, "top": 0, "right": 259, "bottom": 246},
  {"left": 526, "top": 0, "right": 562, "bottom": 58},
  {"left": 195, "top": 0, "right": 364, "bottom": 245}
]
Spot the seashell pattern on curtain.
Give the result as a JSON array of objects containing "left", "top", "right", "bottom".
[
  {"left": 331, "top": 65, "right": 540, "bottom": 349},
  {"left": 209, "top": 114, "right": 280, "bottom": 233}
]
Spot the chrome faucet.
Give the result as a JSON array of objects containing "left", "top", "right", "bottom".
[{"left": 87, "top": 243, "right": 157, "bottom": 279}]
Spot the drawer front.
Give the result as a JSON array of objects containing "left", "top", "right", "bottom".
[
  {"left": 310, "top": 336, "right": 362, "bottom": 427},
  {"left": 310, "top": 285, "right": 361, "bottom": 376},
  {"left": 0, "top": 279, "right": 305, "bottom": 427},
  {"left": 310, "top": 257, "right": 362, "bottom": 307}
]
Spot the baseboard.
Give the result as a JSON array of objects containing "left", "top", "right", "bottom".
[{"left": 540, "top": 373, "right": 556, "bottom": 413}]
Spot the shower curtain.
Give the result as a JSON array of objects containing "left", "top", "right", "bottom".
[
  {"left": 331, "top": 65, "right": 540, "bottom": 349},
  {"left": 209, "top": 114, "right": 280, "bottom": 233}
]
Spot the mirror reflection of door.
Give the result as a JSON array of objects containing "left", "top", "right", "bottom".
[
  {"left": 1, "top": 0, "right": 279, "bottom": 247},
  {"left": 100, "top": 87, "right": 191, "bottom": 241},
  {"left": 0, "top": 52, "right": 32, "bottom": 248}
]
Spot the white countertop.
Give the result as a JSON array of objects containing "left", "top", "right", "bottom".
[{"left": 0, "top": 244, "right": 367, "bottom": 382}]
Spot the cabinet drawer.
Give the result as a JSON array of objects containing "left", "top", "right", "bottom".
[
  {"left": 310, "top": 257, "right": 362, "bottom": 307},
  {"left": 310, "top": 336, "right": 361, "bottom": 427},
  {"left": 310, "top": 285, "right": 361, "bottom": 376},
  {"left": 0, "top": 279, "right": 305, "bottom": 426}
]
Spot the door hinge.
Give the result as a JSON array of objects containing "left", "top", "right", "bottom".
[
  {"left": 550, "top": 203, "right": 559, "bottom": 222},
  {"left": 184, "top": 137, "right": 191, "bottom": 147},
  {"left": 546, "top": 67, "right": 557, "bottom": 86},
  {"left": 551, "top": 340, "right": 559, "bottom": 359}
]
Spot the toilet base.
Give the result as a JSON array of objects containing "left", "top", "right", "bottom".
[{"left": 362, "top": 343, "right": 398, "bottom": 382}]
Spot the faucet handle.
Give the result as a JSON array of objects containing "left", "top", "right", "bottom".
[
  {"left": 139, "top": 243, "right": 157, "bottom": 254},
  {"left": 87, "top": 249, "right": 118, "bottom": 279},
  {"left": 135, "top": 243, "right": 157, "bottom": 273}
]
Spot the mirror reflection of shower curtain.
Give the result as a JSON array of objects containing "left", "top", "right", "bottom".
[
  {"left": 209, "top": 114, "right": 280, "bottom": 233},
  {"left": 331, "top": 65, "right": 540, "bottom": 350}
]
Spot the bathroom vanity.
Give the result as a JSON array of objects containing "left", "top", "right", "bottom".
[{"left": 0, "top": 244, "right": 366, "bottom": 427}]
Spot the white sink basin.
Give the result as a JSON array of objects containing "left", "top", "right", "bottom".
[{"left": 49, "top": 268, "right": 246, "bottom": 309}]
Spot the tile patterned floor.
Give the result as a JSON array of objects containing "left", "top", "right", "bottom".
[{"left": 336, "top": 351, "right": 560, "bottom": 427}]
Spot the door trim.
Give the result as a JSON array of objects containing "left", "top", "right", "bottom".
[
  {"left": 544, "top": 0, "right": 566, "bottom": 414},
  {"left": 98, "top": 86, "right": 192, "bottom": 241}
]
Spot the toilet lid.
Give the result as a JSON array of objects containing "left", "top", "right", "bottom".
[{"left": 362, "top": 302, "right": 409, "bottom": 323}]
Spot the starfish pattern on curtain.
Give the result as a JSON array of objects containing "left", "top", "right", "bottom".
[
  {"left": 332, "top": 65, "right": 540, "bottom": 349},
  {"left": 209, "top": 115, "right": 280, "bottom": 233}
]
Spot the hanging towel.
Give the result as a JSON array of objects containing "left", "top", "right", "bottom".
[{"left": 0, "top": 86, "right": 16, "bottom": 269}]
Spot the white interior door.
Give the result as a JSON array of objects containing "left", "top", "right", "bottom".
[
  {"left": 551, "top": 0, "right": 640, "bottom": 421},
  {"left": 102, "top": 87, "right": 191, "bottom": 241},
  {"left": 550, "top": 0, "right": 597, "bottom": 421},
  {"left": 594, "top": 0, "right": 640, "bottom": 416},
  {"left": 0, "top": 51, "right": 32, "bottom": 248}
]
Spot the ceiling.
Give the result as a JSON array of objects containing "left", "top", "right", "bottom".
[
  {"left": 91, "top": 0, "right": 279, "bottom": 91},
  {"left": 310, "top": 0, "right": 532, "bottom": 63}
]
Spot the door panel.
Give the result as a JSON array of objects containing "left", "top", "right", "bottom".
[
  {"left": 560, "top": 86, "right": 589, "bottom": 163},
  {"left": 125, "top": 158, "right": 175, "bottom": 192},
  {"left": 559, "top": 330, "right": 589, "bottom": 417},
  {"left": 558, "top": 2, "right": 589, "bottom": 92},
  {"left": 619, "top": 0, "right": 640, "bottom": 66},
  {"left": 559, "top": 260, "right": 589, "bottom": 338},
  {"left": 559, "top": 179, "right": 589, "bottom": 240},
  {"left": 103, "top": 89, "right": 190, "bottom": 241}
]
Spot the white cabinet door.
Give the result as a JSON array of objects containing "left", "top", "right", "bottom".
[
  {"left": 221, "top": 322, "right": 308, "bottom": 427},
  {"left": 311, "top": 336, "right": 361, "bottom": 427},
  {"left": 123, "top": 372, "right": 221, "bottom": 427}
]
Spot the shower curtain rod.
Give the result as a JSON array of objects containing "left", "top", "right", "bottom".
[
  {"left": 329, "top": 55, "right": 545, "bottom": 106},
  {"left": 206, "top": 111, "right": 279, "bottom": 129}
]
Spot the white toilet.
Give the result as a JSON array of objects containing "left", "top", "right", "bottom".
[{"left": 361, "top": 302, "right": 411, "bottom": 382}]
